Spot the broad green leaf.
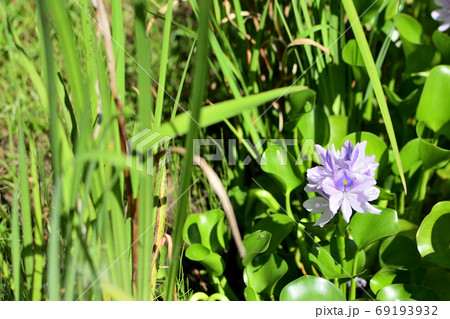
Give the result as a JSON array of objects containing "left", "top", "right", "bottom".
[
  {"left": 252, "top": 214, "right": 296, "bottom": 255},
  {"left": 350, "top": 207, "right": 398, "bottom": 249},
  {"left": 285, "top": 89, "right": 317, "bottom": 131},
  {"left": 244, "top": 254, "right": 288, "bottom": 295},
  {"left": 182, "top": 209, "right": 226, "bottom": 252},
  {"left": 391, "top": 139, "right": 421, "bottom": 175},
  {"left": 396, "top": 14, "right": 422, "bottom": 45},
  {"left": 261, "top": 145, "right": 303, "bottom": 193},
  {"left": 370, "top": 268, "right": 410, "bottom": 294},
  {"left": 297, "top": 105, "right": 330, "bottom": 146},
  {"left": 416, "top": 122, "right": 450, "bottom": 169},
  {"left": 432, "top": 31, "right": 450, "bottom": 64},
  {"left": 342, "top": 39, "right": 364, "bottom": 66},
  {"left": 309, "top": 237, "right": 366, "bottom": 279},
  {"left": 379, "top": 236, "right": 421, "bottom": 269},
  {"left": 328, "top": 115, "right": 349, "bottom": 147},
  {"left": 185, "top": 244, "right": 225, "bottom": 276},
  {"left": 416, "top": 201, "right": 450, "bottom": 269},
  {"left": 242, "top": 230, "right": 272, "bottom": 267},
  {"left": 377, "top": 284, "right": 439, "bottom": 301},
  {"left": 341, "top": 132, "right": 388, "bottom": 178},
  {"left": 244, "top": 287, "right": 260, "bottom": 301},
  {"left": 280, "top": 276, "right": 345, "bottom": 301},
  {"left": 397, "top": 219, "right": 418, "bottom": 240},
  {"left": 416, "top": 65, "right": 450, "bottom": 135}
]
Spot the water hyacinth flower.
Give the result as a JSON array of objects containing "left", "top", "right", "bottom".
[
  {"left": 432, "top": 0, "right": 450, "bottom": 32},
  {"left": 303, "top": 141, "right": 381, "bottom": 227}
]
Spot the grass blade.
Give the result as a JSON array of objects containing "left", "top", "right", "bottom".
[
  {"left": 165, "top": 0, "right": 211, "bottom": 301},
  {"left": 342, "top": 0, "right": 407, "bottom": 194}
]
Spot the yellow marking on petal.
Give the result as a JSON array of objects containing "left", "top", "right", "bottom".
[{"left": 343, "top": 179, "right": 348, "bottom": 185}]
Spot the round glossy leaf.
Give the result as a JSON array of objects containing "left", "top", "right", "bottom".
[
  {"left": 342, "top": 39, "right": 364, "bottom": 67},
  {"left": 285, "top": 89, "right": 317, "bottom": 131},
  {"left": 253, "top": 214, "right": 296, "bottom": 255},
  {"left": 432, "top": 31, "right": 450, "bottom": 64},
  {"left": 397, "top": 219, "right": 418, "bottom": 240},
  {"left": 416, "top": 122, "right": 450, "bottom": 169},
  {"left": 370, "top": 268, "right": 410, "bottom": 295},
  {"left": 261, "top": 145, "right": 303, "bottom": 193},
  {"left": 244, "top": 287, "right": 260, "bottom": 301},
  {"left": 379, "top": 236, "right": 421, "bottom": 269},
  {"left": 185, "top": 244, "right": 225, "bottom": 276},
  {"left": 297, "top": 105, "right": 330, "bottom": 146},
  {"left": 396, "top": 14, "right": 422, "bottom": 45},
  {"left": 416, "top": 201, "right": 450, "bottom": 268},
  {"left": 244, "top": 254, "right": 288, "bottom": 295},
  {"left": 340, "top": 132, "right": 388, "bottom": 178},
  {"left": 391, "top": 139, "right": 421, "bottom": 175},
  {"left": 242, "top": 230, "right": 272, "bottom": 267},
  {"left": 182, "top": 209, "right": 226, "bottom": 252},
  {"left": 280, "top": 276, "right": 345, "bottom": 301},
  {"left": 328, "top": 115, "right": 349, "bottom": 147},
  {"left": 416, "top": 66, "right": 450, "bottom": 134},
  {"left": 309, "top": 237, "right": 366, "bottom": 279},
  {"left": 349, "top": 207, "right": 398, "bottom": 249},
  {"left": 377, "top": 284, "right": 439, "bottom": 301}
]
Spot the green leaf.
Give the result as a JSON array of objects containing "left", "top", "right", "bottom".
[
  {"left": 416, "top": 122, "right": 450, "bottom": 169},
  {"left": 185, "top": 244, "right": 225, "bottom": 276},
  {"left": 328, "top": 115, "right": 349, "bottom": 147},
  {"left": 396, "top": 13, "right": 423, "bottom": 45},
  {"left": 285, "top": 89, "right": 317, "bottom": 131},
  {"left": 416, "top": 65, "right": 450, "bottom": 135},
  {"left": 432, "top": 31, "right": 450, "bottom": 64},
  {"left": 350, "top": 207, "right": 398, "bottom": 249},
  {"left": 297, "top": 105, "right": 330, "bottom": 146},
  {"left": 341, "top": 0, "right": 407, "bottom": 194},
  {"left": 416, "top": 201, "right": 450, "bottom": 269},
  {"left": 397, "top": 219, "right": 418, "bottom": 240},
  {"left": 391, "top": 139, "right": 421, "bottom": 175},
  {"left": 379, "top": 236, "right": 421, "bottom": 269},
  {"left": 242, "top": 230, "right": 272, "bottom": 267},
  {"left": 135, "top": 86, "right": 307, "bottom": 149},
  {"left": 244, "top": 254, "right": 288, "bottom": 295},
  {"left": 377, "top": 284, "right": 439, "bottom": 301},
  {"left": 370, "top": 268, "right": 410, "bottom": 295},
  {"left": 342, "top": 39, "right": 365, "bottom": 66},
  {"left": 182, "top": 209, "right": 227, "bottom": 252},
  {"left": 244, "top": 287, "right": 260, "bottom": 301},
  {"left": 309, "top": 237, "right": 366, "bottom": 279},
  {"left": 252, "top": 214, "right": 296, "bottom": 255},
  {"left": 261, "top": 145, "right": 303, "bottom": 193},
  {"left": 280, "top": 276, "right": 346, "bottom": 301}
]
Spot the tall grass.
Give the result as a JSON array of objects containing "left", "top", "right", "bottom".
[{"left": 0, "top": 0, "right": 408, "bottom": 301}]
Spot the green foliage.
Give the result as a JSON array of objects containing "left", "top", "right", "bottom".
[{"left": 1, "top": 0, "right": 449, "bottom": 302}]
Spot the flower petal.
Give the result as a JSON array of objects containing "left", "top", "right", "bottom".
[
  {"left": 362, "top": 203, "right": 382, "bottom": 215},
  {"left": 364, "top": 186, "right": 380, "bottom": 201},
  {"left": 313, "top": 209, "right": 335, "bottom": 227},
  {"left": 322, "top": 177, "right": 341, "bottom": 195},
  {"left": 341, "top": 197, "right": 353, "bottom": 222},
  {"left": 329, "top": 193, "right": 343, "bottom": 214}
]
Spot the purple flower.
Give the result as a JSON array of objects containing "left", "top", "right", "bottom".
[
  {"left": 303, "top": 141, "right": 381, "bottom": 227},
  {"left": 432, "top": 0, "right": 450, "bottom": 32}
]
